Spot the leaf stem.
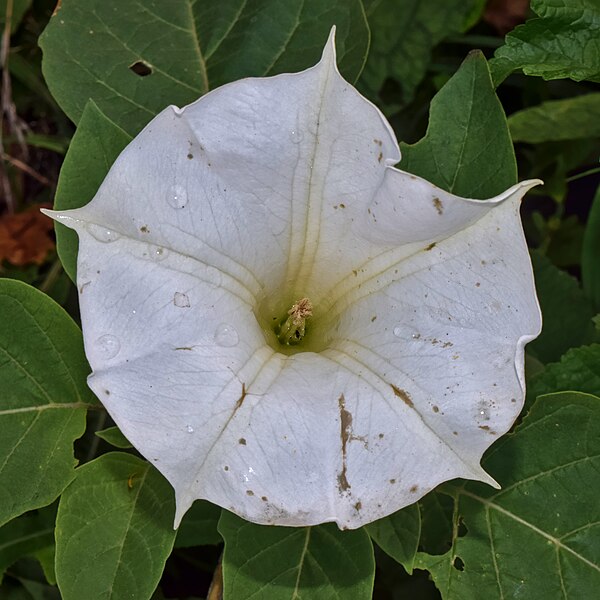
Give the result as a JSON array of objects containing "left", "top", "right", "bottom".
[{"left": 566, "top": 166, "right": 600, "bottom": 183}]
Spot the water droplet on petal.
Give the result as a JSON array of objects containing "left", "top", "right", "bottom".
[
  {"left": 290, "top": 129, "right": 304, "bottom": 144},
  {"left": 173, "top": 292, "right": 190, "bottom": 308},
  {"left": 167, "top": 184, "right": 188, "bottom": 209},
  {"left": 148, "top": 245, "right": 168, "bottom": 261},
  {"left": 393, "top": 326, "right": 402, "bottom": 338},
  {"left": 87, "top": 223, "right": 120, "bottom": 243},
  {"left": 94, "top": 334, "right": 120, "bottom": 359},
  {"left": 214, "top": 323, "right": 239, "bottom": 347},
  {"left": 186, "top": 425, "right": 194, "bottom": 433},
  {"left": 478, "top": 405, "right": 491, "bottom": 421}
]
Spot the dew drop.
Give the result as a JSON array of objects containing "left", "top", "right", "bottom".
[
  {"left": 173, "top": 292, "right": 190, "bottom": 308},
  {"left": 148, "top": 245, "right": 168, "bottom": 261},
  {"left": 186, "top": 425, "right": 194, "bottom": 433},
  {"left": 214, "top": 323, "right": 239, "bottom": 347},
  {"left": 290, "top": 129, "right": 304, "bottom": 144},
  {"left": 87, "top": 223, "right": 120, "bottom": 243},
  {"left": 478, "top": 406, "right": 491, "bottom": 421},
  {"left": 167, "top": 184, "right": 188, "bottom": 209},
  {"left": 94, "top": 334, "right": 120, "bottom": 359},
  {"left": 393, "top": 326, "right": 403, "bottom": 338}
]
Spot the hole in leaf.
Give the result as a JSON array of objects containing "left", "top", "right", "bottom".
[
  {"left": 452, "top": 556, "right": 465, "bottom": 571},
  {"left": 129, "top": 60, "right": 153, "bottom": 77}
]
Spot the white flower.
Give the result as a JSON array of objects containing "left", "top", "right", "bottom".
[{"left": 45, "top": 29, "right": 541, "bottom": 529}]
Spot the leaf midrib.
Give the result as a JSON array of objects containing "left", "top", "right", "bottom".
[{"left": 460, "top": 489, "right": 600, "bottom": 573}]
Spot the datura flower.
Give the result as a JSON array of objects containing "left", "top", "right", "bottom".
[{"left": 45, "top": 30, "right": 541, "bottom": 530}]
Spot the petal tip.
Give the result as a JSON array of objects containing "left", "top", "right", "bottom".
[
  {"left": 474, "top": 467, "right": 500, "bottom": 489},
  {"left": 321, "top": 25, "right": 338, "bottom": 67},
  {"left": 40, "top": 208, "right": 78, "bottom": 226}
]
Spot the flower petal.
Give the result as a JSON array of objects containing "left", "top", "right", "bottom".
[{"left": 44, "top": 30, "right": 541, "bottom": 529}]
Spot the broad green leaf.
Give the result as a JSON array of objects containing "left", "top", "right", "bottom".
[
  {"left": 418, "top": 492, "right": 455, "bottom": 556},
  {"left": 218, "top": 511, "right": 375, "bottom": 600},
  {"left": 0, "top": 0, "right": 31, "bottom": 33},
  {"left": 94, "top": 426, "right": 132, "bottom": 449},
  {"left": 40, "top": 0, "right": 369, "bottom": 136},
  {"left": 52, "top": 100, "right": 131, "bottom": 282},
  {"left": 491, "top": 0, "right": 600, "bottom": 84},
  {"left": 0, "top": 509, "right": 55, "bottom": 584},
  {"left": 400, "top": 51, "right": 517, "bottom": 198},
  {"left": 509, "top": 93, "right": 600, "bottom": 142},
  {"left": 55, "top": 452, "right": 176, "bottom": 600},
  {"left": 417, "top": 391, "right": 600, "bottom": 599},
  {"left": 365, "top": 504, "right": 420, "bottom": 573},
  {"left": 529, "top": 344, "right": 600, "bottom": 399},
  {"left": 174, "top": 501, "right": 221, "bottom": 548},
  {"left": 33, "top": 546, "right": 56, "bottom": 586},
  {"left": 360, "top": 0, "right": 485, "bottom": 105},
  {"left": 0, "top": 280, "right": 93, "bottom": 527},
  {"left": 528, "top": 251, "right": 596, "bottom": 363},
  {"left": 583, "top": 184, "right": 600, "bottom": 311}
]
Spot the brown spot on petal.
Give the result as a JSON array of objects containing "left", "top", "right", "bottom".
[
  {"left": 391, "top": 384, "right": 414, "bottom": 408},
  {"left": 337, "top": 394, "right": 352, "bottom": 492},
  {"left": 238, "top": 438, "right": 247, "bottom": 445},
  {"left": 432, "top": 405, "right": 440, "bottom": 413},
  {"left": 246, "top": 490, "right": 254, "bottom": 496},
  {"left": 433, "top": 197, "right": 443, "bottom": 215},
  {"left": 425, "top": 242, "right": 436, "bottom": 251},
  {"left": 410, "top": 485, "right": 418, "bottom": 493}
]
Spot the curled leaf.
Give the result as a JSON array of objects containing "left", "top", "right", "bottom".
[{"left": 44, "top": 30, "right": 541, "bottom": 529}]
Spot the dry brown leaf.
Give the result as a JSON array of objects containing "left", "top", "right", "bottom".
[
  {"left": 0, "top": 205, "right": 55, "bottom": 266},
  {"left": 484, "top": 0, "right": 530, "bottom": 34}
]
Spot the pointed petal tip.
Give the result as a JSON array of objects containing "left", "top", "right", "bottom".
[
  {"left": 39, "top": 207, "right": 84, "bottom": 230},
  {"left": 473, "top": 467, "right": 500, "bottom": 489},
  {"left": 40, "top": 207, "right": 59, "bottom": 219},
  {"left": 320, "top": 25, "right": 338, "bottom": 67},
  {"left": 173, "top": 493, "right": 194, "bottom": 530}
]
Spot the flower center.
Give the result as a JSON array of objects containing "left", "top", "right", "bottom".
[
  {"left": 255, "top": 293, "right": 333, "bottom": 355},
  {"left": 276, "top": 297, "right": 313, "bottom": 346}
]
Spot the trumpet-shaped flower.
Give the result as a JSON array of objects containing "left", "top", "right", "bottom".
[{"left": 45, "top": 30, "right": 541, "bottom": 529}]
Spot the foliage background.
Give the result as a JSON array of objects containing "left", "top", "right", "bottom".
[{"left": 0, "top": 0, "right": 599, "bottom": 598}]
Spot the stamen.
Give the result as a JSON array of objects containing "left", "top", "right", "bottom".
[{"left": 277, "top": 297, "right": 313, "bottom": 345}]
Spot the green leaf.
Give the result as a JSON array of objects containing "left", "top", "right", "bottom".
[
  {"left": 52, "top": 100, "right": 131, "bottom": 281},
  {"left": 0, "top": 280, "right": 93, "bottom": 527},
  {"left": 365, "top": 505, "right": 420, "bottom": 573},
  {"left": 400, "top": 51, "right": 517, "bottom": 198},
  {"left": 418, "top": 492, "right": 455, "bottom": 556},
  {"left": 583, "top": 184, "right": 600, "bottom": 311},
  {"left": 55, "top": 452, "right": 176, "bottom": 600},
  {"left": 0, "top": 0, "right": 32, "bottom": 33},
  {"left": 509, "top": 93, "right": 600, "bottom": 142},
  {"left": 528, "top": 251, "right": 596, "bottom": 363},
  {"left": 218, "top": 512, "right": 375, "bottom": 599},
  {"left": 529, "top": 344, "right": 600, "bottom": 399},
  {"left": 491, "top": 0, "right": 600, "bottom": 84},
  {"left": 416, "top": 391, "right": 600, "bottom": 599},
  {"left": 33, "top": 546, "right": 56, "bottom": 586},
  {"left": 0, "top": 509, "right": 55, "bottom": 584},
  {"left": 360, "top": 0, "right": 485, "bottom": 105},
  {"left": 174, "top": 501, "right": 222, "bottom": 548},
  {"left": 40, "top": 0, "right": 369, "bottom": 136},
  {"left": 94, "top": 426, "right": 132, "bottom": 449}
]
